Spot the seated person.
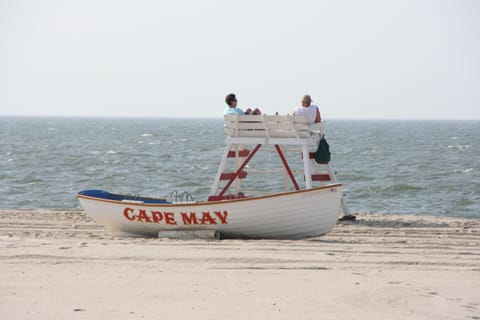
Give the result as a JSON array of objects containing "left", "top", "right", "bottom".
[
  {"left": 224, "top": 93, "right": 261, "bottom": 115},
  {"left": 292, "top": 94, "right": 321, "bottom": 124}
]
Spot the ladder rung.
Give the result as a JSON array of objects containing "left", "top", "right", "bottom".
[
  {"left": 311, "top": 174, "right": 331, "bottom": 181},
  {"left": 227, "top": 149, "right": 250, "bottom": 158},
  {"left": 302, "top": 152, "right": 325, "bottom": 161},
  {"left": 220, "top": 171, "right": 248, "bottom": 180},
  {"left": 302, "top": 152, "right": 329, "bottom": 164}
]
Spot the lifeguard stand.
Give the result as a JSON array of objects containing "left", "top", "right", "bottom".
[{"left": 208, "top": 115, "right": 350, "bottom": 217}]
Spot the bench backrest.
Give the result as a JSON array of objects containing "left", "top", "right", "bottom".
[{"left": 224, "top": 115, "right": 322, "bottom": 139}]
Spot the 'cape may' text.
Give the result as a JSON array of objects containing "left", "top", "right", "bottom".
[{"left": 123, "top": 208, "right": 228, "bottom": 226}]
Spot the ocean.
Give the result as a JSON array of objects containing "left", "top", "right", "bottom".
[{"left": 1, "top": 116, "right": 479, "bottom": 218}]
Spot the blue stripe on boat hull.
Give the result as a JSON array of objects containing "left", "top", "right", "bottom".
[{"left": 77, "top": 190, "right": 170, "bottom": 204}]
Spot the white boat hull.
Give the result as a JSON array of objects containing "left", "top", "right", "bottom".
[{"left": 77, "top": 184, "right": 342, "bottom": 239}]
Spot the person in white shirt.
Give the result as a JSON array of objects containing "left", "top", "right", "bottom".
[{"left": 292, "top": 95, "right": 321, "bottom": 124}]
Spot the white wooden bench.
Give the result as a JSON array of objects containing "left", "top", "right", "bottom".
[{"left": 224, "top": 115, "right": 323, "bottom": 145}]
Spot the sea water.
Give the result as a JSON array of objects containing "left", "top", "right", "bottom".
[{"left": 1, "top": 117, "right": 479, "bottom": 218}]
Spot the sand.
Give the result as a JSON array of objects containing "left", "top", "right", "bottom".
[{"left": 0, "top": 210, "right": 479, "bottom": 320}]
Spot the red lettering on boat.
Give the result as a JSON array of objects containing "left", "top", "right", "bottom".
[
  {"left": 122, "top": 208, "right": 229, "bottom": 226},
  {"left": 151, "top": 211, "right": 163, "bottom": 223},
  {"left": 137, "top": 209, "right": 152, "bottom": 223},
  {"left": 164, "top": 212, "right": 177, "bottom": 225},
  {"left": 200, "top": 212, "right": 217, "bottom": 225},
  {"left": 123, "top": 207, "right": 135, "bottom": 221},
  {"left": 214, "top": 211, "right": 228, "bottom": 224},
  {"left": 181, "top": 212, "right": 198, "bottom": 225}
]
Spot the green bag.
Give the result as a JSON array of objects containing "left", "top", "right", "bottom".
[{"left": 314, "top": 137, "right": 331, "bottom": 164}]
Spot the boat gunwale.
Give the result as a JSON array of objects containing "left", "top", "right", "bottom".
[{"left": 77, "top": 183, "right": 342, "bottom": 207}]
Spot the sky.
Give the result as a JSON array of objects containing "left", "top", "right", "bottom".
[{"left": 0, "top": 0, "right": 479, "bottom": 119}]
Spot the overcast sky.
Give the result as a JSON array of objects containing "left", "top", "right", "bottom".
[{"left": 1, "top": 0, "right": 479, "bottom": 119}]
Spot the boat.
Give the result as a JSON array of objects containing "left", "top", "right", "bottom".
[{"left": 77, "top": 115, "right": 348, "bottom": 239}]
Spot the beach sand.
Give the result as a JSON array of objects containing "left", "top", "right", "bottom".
[{"left": 1, "top": 210, "right": 479, "bottom": 320}]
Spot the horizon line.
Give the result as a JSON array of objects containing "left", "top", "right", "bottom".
[{"left": 0, "top": 114, "right": 479, "bottom": 121}]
